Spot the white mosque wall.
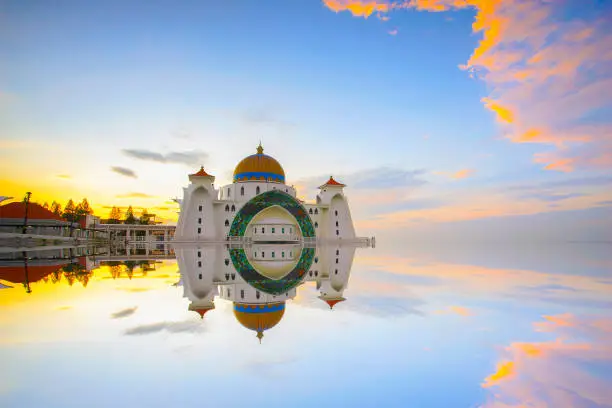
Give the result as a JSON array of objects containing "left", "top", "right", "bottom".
[
  {"left": 219, "top": 182, "right": 297, "bottom": 203},
  {"left": 177, "top": 178, "right": 357, "bottom": 242},
  {"left": 175, "top": 181, "right": 217, "bottom": 240},
  {"left": 177, "top": 245, "right": 219, "bottom": 302}
]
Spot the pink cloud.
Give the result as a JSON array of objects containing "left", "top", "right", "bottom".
[
  {"left": 481, "top": 314, "right": 612, "bottom": 407},
  {"left": 322, "top": 0, "right": 612, "bottom": 171}
]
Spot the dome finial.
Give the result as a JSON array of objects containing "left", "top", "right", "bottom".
[{"left": 257, "top": 141, "right": 264, "bottom": 154}]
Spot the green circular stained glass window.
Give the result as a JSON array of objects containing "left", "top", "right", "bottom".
[{"left": 229, "top": 190, "right": 315, "bottom": 294}]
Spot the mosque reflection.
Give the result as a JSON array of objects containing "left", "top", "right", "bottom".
[
  {"left": 0, "top": 242, "right": 359, "bottom": 341},
  {"left": 177, "top": 242, "right": 356, "bottom": 342}
]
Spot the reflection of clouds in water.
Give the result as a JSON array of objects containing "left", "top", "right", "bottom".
[
  {"left": 111, "top": 306, "right": 138, "bottom": 319},
  {"left": 242, "top": 355, "right": 300, "bottom": 378},
  {"left": 502, "top": 292, "right": 612, "bottom": 310},
  {"left": 361, "top": 268, "right": 448, "bottom": 286},
  {"left": 115, "top": 287, "right": 152, "bottom": 293},
  {"left": 294, "top": 283, "right": 425, "bottom": 317},
  {"left": 482, "top": 313, "right": 612, "bottom": 407},
  {"left": 342, "top": 294, "right": 425, "bottom": 317},
  {"left": 515, "top": 284, "right": 579, "bottom": 293},
  {"left": 124, "top": 320, "right": 205, "bottom": 336}
]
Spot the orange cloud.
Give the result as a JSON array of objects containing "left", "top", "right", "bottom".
[
  {"left": 481, "top": 314, "right": 612, "bottom": 407},
  {"left": 449, "top": 305, "right": 472, "bottom": 316},
  {"left": 323, "top": 0, "right": 612, "bottom": 171},
  {"left": 482, "top": 361, "right": 515, "bottom": 388},
  {"left": 322, "top": 0, "right": 391, "bottom": 18},
  {"left": 482, "top": 97, "right": 514, "bottom": 124},
  {"left": 451, "top": 169, "right": 474, "bottom": 179}
]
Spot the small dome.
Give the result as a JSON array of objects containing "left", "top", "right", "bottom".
[
  {"left": 233, "top": 302, "right": 285, "bottom": 342},
  {"left": 233, "top": 144, "right": 285, "bottom": 183}
]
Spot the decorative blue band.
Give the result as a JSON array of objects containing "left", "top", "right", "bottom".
[
  {"left": 234, "top": 303, "right": 285, "bottom": 313},
  {"left": 233, "top": 171, "right": 285, "bottom": 183}
]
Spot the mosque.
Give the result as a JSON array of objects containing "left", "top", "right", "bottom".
[
  {"left": 176, "top": 244, "right": 356, "bottom": 342},
  {"left": 173, "top": 143, "right": 371, "bottom": 341},
  {"left": 174, "top": 143, "right": 359, "bottom": 243}
]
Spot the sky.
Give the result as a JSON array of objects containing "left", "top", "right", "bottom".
[{"left": 1, "top": 0, "right": 612, "bottom": 240}]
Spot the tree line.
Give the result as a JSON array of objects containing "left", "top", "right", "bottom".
[
  {"left": 106, "top": 205, "right": 156, "bottom": 225},
  {"left": 41, "top": 198, "right": 93, "bottom": 223},
  {"left": 38, "top": 199, "right": 156, "bottom": 225}
]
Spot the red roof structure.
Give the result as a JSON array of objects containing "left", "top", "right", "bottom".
[
  {"left": 0, "top": 202, "right": 65, "bottom": 222},
  {"left": 190, "top": 166, "right": 214, "bottom": 178},
  {"left": 319, "top": 176, "right": 346, "bottom": 188},
  {"left": 323, "top": 298, "right": 346, "bottom": 309}
]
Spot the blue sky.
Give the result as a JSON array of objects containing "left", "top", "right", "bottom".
[{"left": 1, "top": 0, "right": 611, "bottom": 239}]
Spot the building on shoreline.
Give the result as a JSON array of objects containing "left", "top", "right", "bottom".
[
  {"left": 175, "top": 143, "right": 363, "bottom": 244},
  {"left": 0, "top": 201, "right": 107, "bottom": 241}
]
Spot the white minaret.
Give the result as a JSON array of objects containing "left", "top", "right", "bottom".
[
  {"left": 175, "top": 167, "right": 217, "bottom": 241},
  {"left": 316, "top": 177, "right": 356, "bottom": 241}
]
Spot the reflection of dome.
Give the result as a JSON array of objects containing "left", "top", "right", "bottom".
[
  {"left": 233, "top": 302, "right": 285, "bottom": 342},
  {"left": 233, "top": 144, "right": 285, "bottom": 183}
]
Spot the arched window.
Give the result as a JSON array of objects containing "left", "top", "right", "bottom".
[
  {"left": 224, "top": 258, "right": 229, "bottom": 266},
  {"left": 225, "top": 204, "right": 229, "bottom": 212},
  {"left": 335, "top": 269, "right": 338, "bottom": 275},
  {"left": 198, "top": 261, "right": 202, "bottom": 267},
  {"left": 256, "top": 291, "right": 260, "bottom": 299},
  {"left": 336, "top": 258, "right": 339, "bottom": 264},
  {"left": 197, "top": 227, "right": 201, "bottom": 234},
  {"left": 231, "top": 204, "right": 235, "bottom": 212},
  {"left": 336, "top": 249, "right": 340, "bottom": 255},
  {"left": 336, "top": 230, "right": 339, "bottom": 235},
  {"left": 198, "top": 274, "right": 202, "bottom": 279},
  {"left": 335, "top": 221, "right": 339, "bottom": 227},
  {"left": 198, "top": 205, "right": 203, "bottom": 211},
  {"left": 227, "top": 188, "right": 231, "bottom": 197},
  {"left": 309, "top": 208, "right": 313, "bottom": 214},
  {"left": 240, "top": 290, "right": 244, "bottom": 299},
  {"left": 262, "top": 227, "right": 265, "bottom": 234},
  {"left": 198, "top": 218, "right": 202, "bottom": 224},
  {"left": 197, "top": 251, "right": 201, "bottom": 257},
  {"left": 225, "top": 219, "right": 229, "bottom": 227},
  {"left": 227, "top": 289, "right": 231, "bottom": 297},
  {"left": 315, "top": 257, "right": 318, "bottom": 263},
  {"left": 254, "top": 227, "right": 257, "bottom": 234},
  {"left": 314, "top": 222, "right": 318, "bottom": 228},
  {"left": 335, "top": 210, "right": 338, "bottom": 216},
  {"left": 256, "top": 186, "right": 260, "bottom": 195},
  {"left": 231, "top": 274, "right": 235, "bottom": 280},
  {"left": 314, "top": 208, "right": 318, "bottom": 215},
  {"left": 240, "top": 186, "right": 244, "bottom": 196}
]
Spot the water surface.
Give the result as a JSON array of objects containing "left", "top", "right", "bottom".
[{"left": 1, "top": 243, "right": 611, "bottom": 408}]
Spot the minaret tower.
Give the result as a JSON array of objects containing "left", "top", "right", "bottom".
[
  {"left": 316, "top": 176, "right": 356, "bottom": 240},
  {"left": 175, "top": 167, "right": 217, "bottom": 240}
]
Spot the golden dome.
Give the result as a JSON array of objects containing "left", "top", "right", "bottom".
[
  {"left": 233, "top": 302, "right": 285, "bottom": 342},
  {"left": 233, "top": 144, "right": 285, "bottom": 183}
]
